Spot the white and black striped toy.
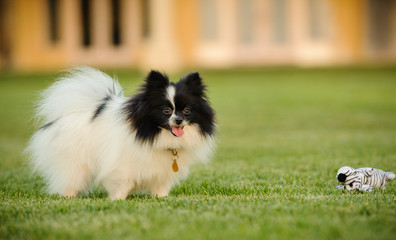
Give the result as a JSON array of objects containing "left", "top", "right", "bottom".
[{"left": 336, "top": 166, "right": 395, "bottom": 192}]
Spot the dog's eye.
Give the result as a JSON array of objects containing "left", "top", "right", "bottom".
[
  {"left": 183, "top": 107, "right": 191, "bottom": 115},
  {"left": 163, "top": 107, "right": 173, "bottom": 115}
]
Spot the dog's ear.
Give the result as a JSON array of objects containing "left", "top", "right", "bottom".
[
  {"left": 181, "top": 72, "right": 206, "bottom": 97},
  {"left": 144, "top": 70, "right": 169, "bottom": 90}
]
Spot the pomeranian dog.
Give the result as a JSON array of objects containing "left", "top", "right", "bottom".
[{"left": 26, "top": 67, "right": 216, "bottom": 200}]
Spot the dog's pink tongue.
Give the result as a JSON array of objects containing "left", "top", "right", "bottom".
[{"left": 172, "top": 127, "right": 184, "bottom": 137}]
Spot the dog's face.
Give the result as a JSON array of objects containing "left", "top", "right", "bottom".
[{"left": 124, "top": 71, "right": 215, "bottom": 143}]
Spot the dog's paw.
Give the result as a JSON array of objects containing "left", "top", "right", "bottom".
[
  {"left": 150, "top": 184, "right": 171, "bottom": 197},
  {"left": 62, "top": 190, "right": 78, "bottom": 198}
]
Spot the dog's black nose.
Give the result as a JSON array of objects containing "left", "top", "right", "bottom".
[
  {"left": 175, "top": 117, "right": 183, "bottom": 125},
  {"left": 337, "top": 173, "right": 347, "bottom": 182}
]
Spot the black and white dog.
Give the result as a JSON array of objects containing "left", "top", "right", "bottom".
[{"left": 27, "top": 67, "right": 216, "bottom": 200}]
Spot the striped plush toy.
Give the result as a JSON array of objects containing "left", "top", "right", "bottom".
[{"left": 336, "top": 166, "right": 395, "bottom": 192}]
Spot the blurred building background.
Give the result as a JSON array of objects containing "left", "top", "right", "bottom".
[{"left": 0, "top": 0, "right": 396, "bottom": 72}]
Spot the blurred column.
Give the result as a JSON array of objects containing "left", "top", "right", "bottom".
[
  {"left": 0, "top": 0, "right": 12, "bottom": 69},
  {"left": 331, "top": 0, "right": 364, "bottom": 62},
  {"left": 141, "top": 0, "right": 182, "bottom": 71},
  {"left": 92, "top": 0, "right": 111, "bottom": 51},
  {"left": 63, "top": 0, "right": 80, "bottom": 63},
  {"left": 195, "top": 0, "right": 238, "bottom": 68}
]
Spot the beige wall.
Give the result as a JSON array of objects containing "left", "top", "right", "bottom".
[{"left": 1, "top": 0, "right": 396, "bottom": 71}]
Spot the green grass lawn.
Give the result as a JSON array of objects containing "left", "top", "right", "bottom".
[{"left": 1, "top": 67, "right": 396, "bottom": 240}]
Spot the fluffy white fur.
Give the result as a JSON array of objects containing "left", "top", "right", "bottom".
[{"left": 26, "top": 67, "right": 215, "bottom": 200}]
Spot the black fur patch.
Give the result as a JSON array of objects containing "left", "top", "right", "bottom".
[
  {"left": 92, "top": 96, "right": 111, "bottom": 121},
  {"left": 122, "top": 71, "right": 170, "bottom": 142},
  {"left": 175, "top": 72, "right": 215, "bottom": 136},
  {"left": 39, "top": 119, "right": 57, "bottom": 130}
]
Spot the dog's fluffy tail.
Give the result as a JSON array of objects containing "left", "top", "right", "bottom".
[{"left": 35, "top": 67, "right": 124, "bottom": 123}]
